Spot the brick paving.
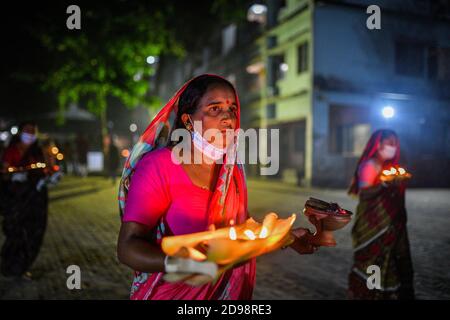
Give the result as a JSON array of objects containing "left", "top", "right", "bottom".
[{"left": 0, "top": 177, "right": 448, "bottom": 299}]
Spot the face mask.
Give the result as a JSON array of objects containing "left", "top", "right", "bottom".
[
  {"left": 187, "top": 115, "right": 228, "bottom": 161},
  {"left": 379, "top": 145, "right": 397, "bottom": 160},
  {"left": 191, "top": 130, "right": 226, "bottom": 161},
  {"left": 21, "top": 132, "right": 37, "bottom": 145}
]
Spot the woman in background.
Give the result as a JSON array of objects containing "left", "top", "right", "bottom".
[
  {"left": 0, "top": 122, "right": 50, "bottom": 279},
  {"left": 348, "top": 129, "right": 415, "bottom": 299}
]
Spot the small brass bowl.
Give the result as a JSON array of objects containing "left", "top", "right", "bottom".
[{"left": 303, "top": 198, "right": 353, "bottom": 247}]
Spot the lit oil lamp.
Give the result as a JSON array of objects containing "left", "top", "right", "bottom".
[
  {"left": 161, "top": 212, "right": 297, "bottom": 283},
  {"left": 303, "top": 197, "right": 353, "bottom": 247},
  {"left": 380, "top": 165, "right": 412, "bottom": 182},
  {"left": 2, "top": 162, "right": 61, "bottom": 175},
  {"left": 3, "top": 162, "right": 46, "bottom": 173}
]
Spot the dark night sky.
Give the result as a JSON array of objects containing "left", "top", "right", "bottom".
[
  {"left": 0, "top": 1, "right": 248, "bottom": 123},
  {"left": 1, "top": 2, "right": 64, "bottom": 119}
]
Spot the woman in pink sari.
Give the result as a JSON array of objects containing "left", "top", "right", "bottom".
[{"left": 117, "top": 74, "right": 317, "bottom": 300}]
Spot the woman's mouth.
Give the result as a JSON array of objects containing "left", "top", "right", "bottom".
[{"left": 221, "top": 127, "right": 233, "bottom": 133}]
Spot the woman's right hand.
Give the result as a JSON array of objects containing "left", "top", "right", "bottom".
[
  {"left": 163, "top": 255, "right": 218, "bottom": 286},
  {"left": 118, "top": 222, "right": 219, "bottom": 286},
  {"left": 289, "top": 227, "right": 319, "bottom": 254}
]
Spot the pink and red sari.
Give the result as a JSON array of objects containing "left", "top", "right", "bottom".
[{"left": 118, "top": 74, "right": 256, "bottom": 300}]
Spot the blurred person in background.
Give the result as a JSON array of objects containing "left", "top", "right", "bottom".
[
  {"left": 75, "top": 133, "right": 88, "bottom": 177},
  {"left": 347, "top": 129, "right": 415, "bottom": 300},
  {"left": 105, "top": 134, "right": 120, "bottom": 185},
  {"left": 0, "top": 121, "right": 56, "bottom": 279}
]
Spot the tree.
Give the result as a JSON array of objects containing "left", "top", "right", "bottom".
[
  {"left": 1, "top": 0, "right": 250, "bottom": 138},
  {"left": 22, "top": 0, "right": 245, "bottom": 134}
]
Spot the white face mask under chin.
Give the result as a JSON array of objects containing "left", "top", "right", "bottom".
[
  {"left": 379, "top": 145, "right": 397, "bottom": 160},
  {"left": 191, "top": 130, "right": 226, "bottom": 161},
  {"left": 21, "top": 132, "right": 37, "bottom": 145}
]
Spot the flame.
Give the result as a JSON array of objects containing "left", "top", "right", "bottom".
[
  {"left": 36, "top": 162, "right": 46, "bottom": 168},
  {"left": 382, "top": 170, "right": 391, "bottom": 176},
  {"left": 290, "top": 213, "right": 296, "bottom": 225},
  {"left": 121, "top": 149, "right": 130, "bottom": 158},
  {"left": 229, "top": 227, "right": 237, "bottom": 240},
  {"left": 259, "top": 226, "right": 268, "bottom": 239},
  {"left": 187, "top": 247, "right": 207, "bottom": 261},
  {"left": 8, "top": 167, "right": 14, "bottom": 172},
  {"left": 398, "top": 167, "right": 406, "bottom": 175},
  {"left": 244, "top": 229, "right": 256, "bottom": 240},
  {"left": 390, "top": 167, "right": 397, "bottom": 174}
]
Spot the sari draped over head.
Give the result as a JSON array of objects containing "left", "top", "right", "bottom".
[
  {"left": 347, "top": 130, "right": 414, "bottom": 300},
  {"left": 118, "top": 74, "right": 256, "bottom": 300}
]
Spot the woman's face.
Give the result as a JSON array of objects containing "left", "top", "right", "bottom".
[
  {"left": 182, "top": 84, "right": 237, "bottom": 148},
  {"left": 22, "top": 124, "right": 37, "bottom": 135},
  {"left": 377, "top": 135, "right": 398, "bottom": 160},
  {"left": 19, "top": 124, "right": 38, "bottom": 146},
  {"left": 379, "top": 135, "right": 398, "bottom": 149}
]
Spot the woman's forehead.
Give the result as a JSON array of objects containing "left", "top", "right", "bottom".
[
  {"left": 22, "top": 124, "right": 36, "bottom": 132},
  {"left": 381, "top": 135, "right": 397, "bottom": 144},
  {"left": 201, "top": 86, "right": 236, "bottom": 104}
]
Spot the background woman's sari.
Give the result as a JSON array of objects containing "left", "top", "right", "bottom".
[
  {"left": 1, "top": 143, "right": 48, "bottom": 277},
  {"left": 348, "top": 129, "right": 414, "bottom": 299},
  {"left": 348, "top": 183, "right": 415, "bottom": 299},
  {"left": 118, "top": 74, "right": 256, "bottom": 300}
]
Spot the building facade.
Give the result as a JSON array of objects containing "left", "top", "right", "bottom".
[{"left": 154, "top": 0, "right": 450, "bottom": 188}]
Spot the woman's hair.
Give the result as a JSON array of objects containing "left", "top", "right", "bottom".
[
  {"left": 174, "top": 75, "right": 236, "bottom": 131},
  {"left": 348, "top": 129, "right": 400, "bottom": 195}
]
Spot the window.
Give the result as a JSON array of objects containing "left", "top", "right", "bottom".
[
  {"left": 339, "top": 124, "right": 371, "bottom": 156},
  {"left": 294, "top": 121, "right": 306, "bottom": 153},
  {"left": 329, "top": 105, "right": 371, "bottom": 156},
  {"left": 273, "top": 54, "right": 287, "bottom": 81},
  {"left": 331, "top": 124, "right": 371, "bottom": 156},
  {"left": 222, "top": 24, "right": 237, "bottom": 56},
  {"left": 395, "top": 40, "right": 425, "bottom": 77},
  {"left": 297, "top": 42, "right": 308, "bottom": 73},
  {"left": 428, "top": 47, "right": 450, "bottom": 80},
  {"left": 267, "top": 104, "right": 276, "bottom": 119},
  {"left": 394, "top": 40, "right": 450, "bottom": 79},
  {"left": 446, "top": 125, "right": 450, "bottom": 158}
]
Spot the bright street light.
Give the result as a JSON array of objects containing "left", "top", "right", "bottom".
[
  {"left": 146, "top": 56, "right": 157, "bottom": 65},
  {"left": 129, "top": 123, "right": 137, "bottom": 133},
  {"left": 382, "top": 106, "right": 395, "bottom": 119}
]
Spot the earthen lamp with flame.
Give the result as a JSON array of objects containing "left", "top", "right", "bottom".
[
  {"left": 380, "top": 166, "right": 412, "bottom": 182},
  {"left": 161, "top": 198, "right": 353, "bottom": 285}
]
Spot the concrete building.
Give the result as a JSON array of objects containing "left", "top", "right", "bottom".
[
  {"left": 257, "top": 0, "right": 450, "bottom": 187},
  {"left": 154, "top": 0, "right": 450, "bottom": 187}
]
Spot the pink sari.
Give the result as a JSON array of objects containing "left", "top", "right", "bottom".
[{"left": 118, "top": 74, "right": 256, "bottom": 300}]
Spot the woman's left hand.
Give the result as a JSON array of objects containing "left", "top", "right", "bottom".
[{"left": 288, "top": 227, "right": 319, "bottom": 254}]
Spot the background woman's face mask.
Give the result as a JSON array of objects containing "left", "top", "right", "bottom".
[
  {"left": 21, "top": 132, "right": 37, "bottom": 145},
  {"left": 379, "top": 145, "right": 397, "bottom": 160}
]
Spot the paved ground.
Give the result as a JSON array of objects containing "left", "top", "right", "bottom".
[
  {"left": 0, "top": 176, "right": 449, "bottom": 299},
  {"left": 249, "top": 180, "right": 450, "bottom": 300}
]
